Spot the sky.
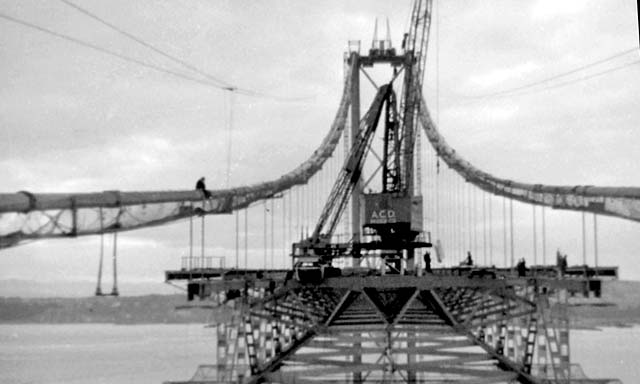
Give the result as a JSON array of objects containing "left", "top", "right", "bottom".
[{"left": 0, "top": 0, "right": 639, "bottom": 296}]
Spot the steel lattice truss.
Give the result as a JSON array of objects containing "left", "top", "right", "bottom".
[
  {"left": 176, "top": 277, "right": 596, "bottom": 384},
  {"left": 0, "top": 60, "right": 356, "bottom": 249}
]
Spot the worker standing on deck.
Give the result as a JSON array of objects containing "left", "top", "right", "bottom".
[
  {"left": 555, "top": 249, "right": 569, "bottom": 277},
  {"left": 423, "top": 251, "right": 432, "bottom": 274},
  {"left": 517, "top": 258, "right": 527, "bottom": 277}
]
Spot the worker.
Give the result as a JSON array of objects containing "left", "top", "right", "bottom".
[
  {"left": 555, "top": 249, "right": 568, "bottom": 277},
  {"left": 465, "top": 251, "right": 473, "bottom": 266},
  {"left": 516, "top": 258, "right": 527, "bottom": 277},
  {"left": 195, "top": 177, "right": 211, "bottom": 199},
  {"left": 423, "top": 251, "right": 432, "bottom": 273}
]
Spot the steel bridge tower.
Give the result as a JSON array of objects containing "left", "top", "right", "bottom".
[{"left": 163, "top": 2, "right": 618, "bottom": 383}]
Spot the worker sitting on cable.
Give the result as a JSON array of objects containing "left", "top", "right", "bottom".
[{"left": 195, "top": 177, "right": 212, "bottom": 199}]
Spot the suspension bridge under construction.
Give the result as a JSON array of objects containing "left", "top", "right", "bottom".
[{"left": 1, "top": 1, "right": 639, "bottom": 383}]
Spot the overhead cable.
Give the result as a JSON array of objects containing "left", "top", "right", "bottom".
[
  {"left": 504, "top": 59, "right": 640, "bottom": 97},
  {"left": 59, "top": 0, "right": 313, "bottom": 101},
  {"left": 468, "top": 47, "right": 638, "bottom": 100},
  {"left": 59, "top": 0, "right": 231, "bottom": 89},
  {"left": 0, "top": 12, "right": 231, "bottom": 90}
]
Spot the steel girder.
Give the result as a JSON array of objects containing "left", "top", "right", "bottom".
[{"left": 197, "top": 276, "right": 581, "bottom": 384}]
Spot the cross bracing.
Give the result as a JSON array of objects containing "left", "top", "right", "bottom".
[{"left": 166, "top": 274, "right": 616, "bottom": 384}]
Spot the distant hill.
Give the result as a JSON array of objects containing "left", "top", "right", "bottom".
[
  {"left": 0, "top": 278, "right": 177, "bottom": 297},
  {"left": 1, "top": 280, "right": 638, "bottom": 327},
  {"left": 0, "top": 294, "right": 211, "bottom": 324},
  {"left": 569, "top": 280, "right": 640, "bottom": 328}
]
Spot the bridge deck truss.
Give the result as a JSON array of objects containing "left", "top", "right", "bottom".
[{"left": 166, "top": 274, "right": 620, "bottom": 384}]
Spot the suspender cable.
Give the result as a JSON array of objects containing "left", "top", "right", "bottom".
[
  {"left": 593, "top": 213, "right": 599, "bottom": 271},
  {"left": 457, "top": 176, "right": 463, "bottom": 263},
  {"left": 450, "top": 171, "right": 454, "bottom": 262},
  {"left": 443, "top": 168, "right": 447, "bottom": 259},
  {"left": 299, "top": 185, "right": 304, "bottom": 239},
  {"left": 318, "top": 170, "right": 323, "bottom": 223},
  {"left": 460, "top": 178, "right": 464, "bottom": 262},
  {"left": 318, "top": 175, "right": 322, "bottom": 227},
  {"left": 111, "top": 232, "right": 118, "bottom": 296},
  {"left": 282, "top": 193, "right": 287, "bottom": 262},
  {"left": 264, "top": 200, "right": 268, "bottom": 269},
  {"left": 449, "top": 170, "right": 453, "bottom": 262},
  {"left": 451, "top": 171, "right": 456, "bottom": 262},
  {"left": 308, "top": 182, "right": 317, "bottom": 231},
  {"left": 468, "top": 182, "right": 472, "bottom": 255},
  {"left": 416, "top": 125, "right": 422, "bottom": 197},
  {"left": 306, "top": 183, "right": 311, "bottom": 237},
  {"left": 235, "top": 210, "right": 239, "bottom": 269},
  {"left": 440, "top": 167, "right": 445, "bottom": 262},
  {"left": 435, "top": 156, "right": 440, "bottom": 260},
  {"left": 473, "top": 186, "right": 478, "bottom": 260},
  {"left": 488, "top": 193, "right": 493, "bottom": 266},
  {"left": 189, "top": 209, "right": 193, "bottom": 263},
  {"left": 296, "top": 186, "right": 301, "bottom": 241},
  {"left": 482, "top": 190, "right": 487, "bottom": 265},
  {"left": 225, "top": 90, "right": 234, "bottom": 188},
  {"left": 95, "top": 207, "right": 104, "bottom": 296},
  {"left": 582, "top": 211, "right": 587, "bottom": 266},
  {"left": 464, "top": 182, "right": 468, "bottom": 258},
  {"left": 542, "top": 206, "right": 547, "bottom": 266},
  {"left": 510, "top": 199, "right": 515, "bottom": 269},
  {"left": 201, "top": 214, "right": 205, "bottom": 268},
  {"left": 447, "top": 168, "right": 452, "bottom": 261},
  {"left": 532, "top": 205, "right": 537, "bottom": 268},
  {"left": 459, "top": 177, "right": 464, "bottom": 263},
  {"left": 502, "top": 196, "right": 507, "bottom": 267},
  {"left": 309, "top": 180, "right": 313, "bottom": 227},
  {"left": 288, "top": 187, "right": 292, "bottom": 254},
  {"left": 454, "top": 176, "right": 459, "bottom": 262},
  {"left": 244, "top": 208, "right": 248, "bottom": 270},
  {"left": 452, "top": 173, "right": 457, "bottom": 263},
  {"left": 271, "top": 199, "right": 275, "bottom": 269}
]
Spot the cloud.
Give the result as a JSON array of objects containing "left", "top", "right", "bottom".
[
  {"left": 531, "top": 0, "right": 589, "bottom": 20},
  {"left": 468, "top": 62, "right": 539, "bottom": 89}
]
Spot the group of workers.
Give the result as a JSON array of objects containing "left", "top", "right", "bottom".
[{"left": 422, "top": 251, "right": 474, "bottom": 274}]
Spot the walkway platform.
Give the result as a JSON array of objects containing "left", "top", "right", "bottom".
[{"left": 166, "top": 264, "right": 609, "bottom": 301}]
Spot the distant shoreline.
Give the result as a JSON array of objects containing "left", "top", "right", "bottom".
[
  {"left": 0, "top": 294, "right": 210, "bottom": 324},
  {"left": 1, "top": 280, "right": 639, "bottom": 328}
]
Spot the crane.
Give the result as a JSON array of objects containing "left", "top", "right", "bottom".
[{"left": 290, "top": 0, "right": 435, "bottom": 279}]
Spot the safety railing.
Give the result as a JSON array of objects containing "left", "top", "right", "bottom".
[{"left": 180, "top": 256, "right": 226, "bottom": 271}]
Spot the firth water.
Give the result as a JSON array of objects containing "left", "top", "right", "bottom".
[{"left": 0, "top": 324, "right": 638, "bottom": 383}]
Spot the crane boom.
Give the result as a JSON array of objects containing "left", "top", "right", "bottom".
[
  {"left": 312, "top": 85, "right": 393, "bottom": 241},
  {"left": 398, "top": 0, "right": 433, "bottom": 195}
]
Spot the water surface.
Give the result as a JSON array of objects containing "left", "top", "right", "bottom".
[
  {"left": 0, "top": 324, "right": 215, "bottom": 384},
  {"left": 1, "top": 323, "right": 638, "bottom": 383}
]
